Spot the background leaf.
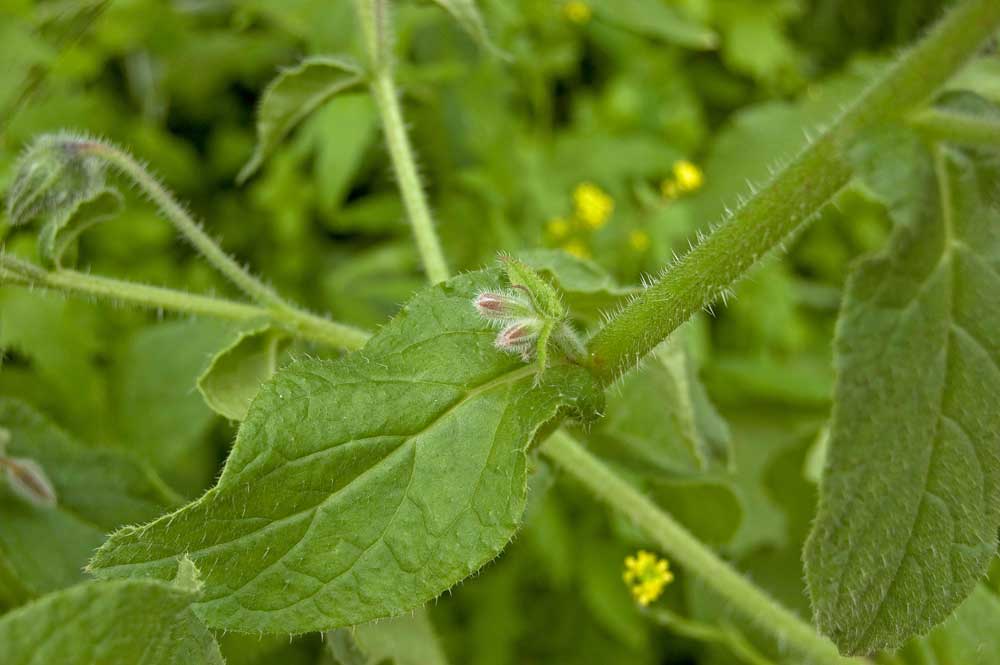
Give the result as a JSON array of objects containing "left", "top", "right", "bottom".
[
  {"left": 328, "top": 606, "right": 450, "bottom": 665},
  {"left": 805, "top": 138, "right": 1000, "bottom": 654},
  {"left": 238, "top": 55, "right": 364, "bottom": 183},
  {"left": 0, "top": 398, "right": 176, "bottom": 609},
  {"left": 0, "top": 562, "right": 223, "bottom": 665},
  {"left": 197, "top": 322, "right": 288, "bottom": 422}
]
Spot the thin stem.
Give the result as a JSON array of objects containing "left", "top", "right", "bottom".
[
  {"left": 540, "top": 430, "right": 862, "bottom": 665},
  {"left": 358, "top": 1, "right": 450, "bottom": 284},
  {"left": 910, "top": 107, "right": 1000, "bottom": 147},
  {"left": 644, "top": 607, "right": 777, "bottom": 665},
  {"left": 586, "top": 0, "right": 1000, "bottom": 384},
  {"left": 76, "top": 141, "right": 287, "bottom": 309},
  {"left": 1, "top": 267, "right": 370, "bottom": 350}
]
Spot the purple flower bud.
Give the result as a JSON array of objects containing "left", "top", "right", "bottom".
[{"left": 3, "top": 457, "right": 57, "bottom": 509}]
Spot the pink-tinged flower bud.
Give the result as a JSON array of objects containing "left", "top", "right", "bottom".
[
  {"left": 495, "top": 320, "right": 541, "bottom": 359},
  {"left": 473, "top": 290, "right": 534, "bottom": 321},
  {"left": 3, "top": 457, "right": 57, "bottom": 509}
]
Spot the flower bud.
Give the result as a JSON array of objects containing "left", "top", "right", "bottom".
[
  {"left": 495, "top": 319, "right": 541, "bottom": 359},
  {"left": 2, "top": 456, "right": 57, "bottom": 509},
  {"left": 473, "top": 290, "right": 534, "bottom": 321},
  {"left": 6, "top": 133, "right": 107, "bottom": 228}
]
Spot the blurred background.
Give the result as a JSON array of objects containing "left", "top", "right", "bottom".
[{"left": 1, "top": 1, "right": 993, "bottom": 663}]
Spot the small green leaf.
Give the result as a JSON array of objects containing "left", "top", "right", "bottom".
[
  {"left": 0, "top": 566, "right": 224, "bottom": 665},
  {"left": 0, "top": 398, "right": 176, "bottom": 607},
  {"left": 89, "top": 270, "right": 603, "bottom": 633},
  {"left": 238, "top": 55, "right": 365, "bottom": 184},
  {"left": 429, "top": 0, "right": 503, "bottom": 56},
  {"left": 805, "top": 138, "right": 1000, "bottom": 654},
  {"left": 327, "top": 607, "right": 449, "bottom": 665},
  {"left": 197, "top": 322, "right": 288, "bottom": 422},
  {"left": 587, "top": 0, "right": 718, "bottom": 51},
  {"left": 37, "top": 186, "right": 122, "bottom": 267}
]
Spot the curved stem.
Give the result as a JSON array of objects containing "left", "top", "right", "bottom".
[
  {"left": 77, "top": 141, "right": 287, "bottom": 309},
  {"left": 540, "top": 430, "right": 863, "bottom": 665},
  {"left": 0, "top": 266, "right": 370, "bottom": 351},
  {"left": 586, "top": 0, "right": 1000, "bottom": 384},
  {"left": 359, "top": 0, "right": 450, "bottom": 284}
]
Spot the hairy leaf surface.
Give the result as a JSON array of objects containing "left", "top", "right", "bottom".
[
  {"left": 90, "top": 270, "right": 603, "bottom": 633},
  {"left": 805, "top": 138, "right": 1000, "bottom": 654},
  {"left": 0, "top": 561, "right": 223, "bottom": 665}
]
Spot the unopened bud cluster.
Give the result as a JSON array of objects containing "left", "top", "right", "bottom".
[
  {"left": 475, "top": 289, "right": 544, "bottom": 360},
  {"left": 473, "top": 256, "right": 586, "bottom": 370}
]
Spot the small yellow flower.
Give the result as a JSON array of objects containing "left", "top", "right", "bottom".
[
  {"left": 629, "top": 229, "right": 650, "bottom": 252},
  {"left": 672, "top": 159, "right": 704, "bottom": 193},
  {"left": 546, "top": 216, "right": 571, "bottom": 239},
  {"left": 623, "top": 550, "right": 673, "bottom": 606},
  {"left": 562, "top": 240, "right": 591, "bottom": 260},
  {"left": 572, "top": 182, "right": 614, "bottom": 229},
  {"left": 563, "top": 0, "right": 592, "bottom": 24}
]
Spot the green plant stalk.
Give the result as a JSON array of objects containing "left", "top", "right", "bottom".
[
  {"left": 0, "top": 266, "right": 370, "bottom": 350},
  {"left": 77, "top": 140, "right": 287, "bottom": 309},
  {"left": 644, "top": 607, "right": 777, "bottom": 665},
  {"left": 358, "top": 0, "right": 450, "bottom": 284},
  {"left": 586, "top": 0, "right": 1000, "bottom": 384},
  {"left": 541, "top": 430, "right": 860, "bottom": 665},
  {"left": 910, "top": 107, "right": 1000, "bottom": 147}
]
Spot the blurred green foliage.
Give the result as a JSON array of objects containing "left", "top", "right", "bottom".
[{"left": 2, "top": 0, "right": 997, "bottom": 663}]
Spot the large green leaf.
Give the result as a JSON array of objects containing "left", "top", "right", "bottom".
[
  {"left": 0, "top": 398, "right": 176, "bottom": 608},
  {"left": 89, "top": 270, "right": 602, "bottom": 633},
  {"left": 805, "top": 138, "right": 1000, "bottom": 654},
  {"left": 237, "top": 55, "right": 364, "bottom": 183},
  {"left": 0, "top": 560, "right": 223, "bottom": 665}
]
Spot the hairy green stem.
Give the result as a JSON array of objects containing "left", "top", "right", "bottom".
[
  {"left": 0, "top": 266, "right": 370, "bottom": 350},
  {"left": 586, "top": 0, "right": 1000, "bottom": 384},
  {"left": 910, "top": 106, "right": 1000, "bottom": 147},
  {"left": 358, "top": 0, "right": 450, "bottom": 284},
  {"left": 77, "top": 141, "right": 288, "bottom": 309},
  {"left": 540, "top": 430, "right": 861, "bottom": 665}
]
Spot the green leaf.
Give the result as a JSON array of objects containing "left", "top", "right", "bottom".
[
  {"left": 595, "top": 330, "right": 730, "bottom": 475},
  {"left": 805, "top": 139, "right": 1000, "bottom": 655},
  {"left": 197, "top": 322, "right": 288, "bottom": 422},
  {"left": 37, "top": 186, "right": 122, "bottom": 268},
  {"left": 517, "top": 249, "right": 636, "bottom": 323},
  {"left": 89, "top": 270, "right": 603, "bottom": 633},
  {"left": 429, "top": 0, "right": 503, "bottom": 56},
  {"left": 588, "top": 0, "right": 718, "bottom": 51},
  {"left": 917, "top": 585, "right": 1000, "bottom": 664},
  {"left": 111, "top": 319, "right": 234, "bottom": 496},
  {"left": 0, "top": 561, "right": 224, "bottom": 665},
  {"left": 0, "top": 399, "right": 177, "bottom": 608},
  {"left": 328, "top": 606, "right": 449, "bottom": 665},
  {"left": 237, "top": 55, "right": 365, "bottom": 184}
]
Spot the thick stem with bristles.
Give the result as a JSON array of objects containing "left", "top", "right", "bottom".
[{"left": 586, "top": 0, "right": 1000, "bottom": 384}]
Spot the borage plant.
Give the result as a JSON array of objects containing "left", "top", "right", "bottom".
[{"left": 1, "top": 0, "right": 999, "bottom": 663}]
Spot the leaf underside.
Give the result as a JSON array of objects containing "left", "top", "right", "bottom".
[
  {"left": 805, "top": 134, "right": 1000, "bottom": 655},
  {"left": 89, "top": 269, "right": 602, "bottom": 634}
]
